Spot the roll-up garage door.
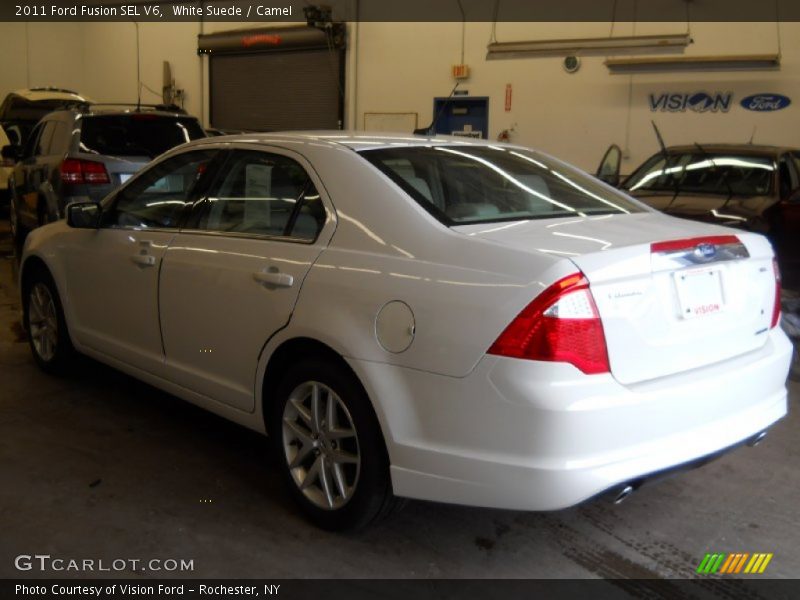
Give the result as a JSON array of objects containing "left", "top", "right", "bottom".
[{"left": 200, "top": 26, "right": 345, "bottom": 132}]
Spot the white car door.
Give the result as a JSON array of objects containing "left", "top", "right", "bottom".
[
  {"left": 61, "top": 149, "right": 219, "bottom": 373},
  {"left": 158, "top": 148, "right": 334, "bottom": 412}
]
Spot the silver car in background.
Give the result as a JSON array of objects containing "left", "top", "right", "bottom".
[{"left": 3, "top": 105, "right": 206, "bottom": 244}]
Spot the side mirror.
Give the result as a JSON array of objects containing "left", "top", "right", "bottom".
[
  {"left": 596, "top": 144, "right": 622, "bottom": 187},
  {"left": 67, "top": 202, "right": 102, "bottom": 229},
  {"left": 1, "top": 144, "right": 21, "bottom": 161}
]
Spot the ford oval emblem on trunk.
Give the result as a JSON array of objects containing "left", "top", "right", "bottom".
[
  {"left": 695, "top": 243, "right": 717, "bottom": 259},
  {"left": 740, "top": 94, "right": 791, "bottom": 112}
]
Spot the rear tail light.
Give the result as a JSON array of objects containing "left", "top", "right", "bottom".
[
  {"left": 60, "top": 158, "right": 110, "bottom": 185},
  {"left": 771, "top": 258, "right": 781, "bottom": 329},
  {"left": 488, "top": 273, "right": 610, "bottom": 375}
]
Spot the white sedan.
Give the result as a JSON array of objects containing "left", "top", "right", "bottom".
[{"left": 20, "top": 133, "right": 791, "bottom": 530}]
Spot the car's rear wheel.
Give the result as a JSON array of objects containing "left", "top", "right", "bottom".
[
  {"left": 271, "top": 357, "right": 400, "bottom": 530},
  {"left": 24, "top": 269, "right": 75, "bottom": 374}
]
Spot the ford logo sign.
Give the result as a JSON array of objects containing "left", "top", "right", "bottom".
[
  {"left": 695, "top": 243, "right": 717, "bottom": 259},
  {"left": 741, "top": 93, "right": 791, "bottom": 112}
]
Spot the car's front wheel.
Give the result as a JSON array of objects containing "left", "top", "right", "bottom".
[
  {"left": 271, "top": 357, "right": 399, "bottom": 530},
  {"left": 24, "top": 268, "right": 75, "bottom": 374}
]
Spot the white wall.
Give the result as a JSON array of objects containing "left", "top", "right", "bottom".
[
  {"left": 354, "top": 21, "right": 800, "bottom": 171},
  {"left": 1, "top": 20, "right": 799, "bottom": 172},
  {"left": 0, "top": 23, "right": 84, "bottom": 100},
  {"left": 79, "top": 21, "right": 204, "bottom": 117}
]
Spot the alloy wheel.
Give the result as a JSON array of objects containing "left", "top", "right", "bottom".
[
  {"left": 28, "top": 283, "right": 58, "bottom": 362},
  {"left": 282, "top": 381, "right": 361, "bottom": 510}
]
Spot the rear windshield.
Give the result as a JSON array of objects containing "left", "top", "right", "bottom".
[
  {"left": 360, "top": 145, "right": 644, "bottom": 224},
  {"left": 624, "top": 152, "right": 775, "bottom": 197},
  {"left": 79, "top": 115, "right": 206, "bottom": 158}
]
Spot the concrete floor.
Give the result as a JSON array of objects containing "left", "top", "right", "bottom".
[{"left": 0, "top": 218, "right": 797, "bottom": 582}]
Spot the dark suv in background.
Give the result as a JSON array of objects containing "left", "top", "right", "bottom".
[
  {"left": 0, "top": 88, "right": 91, "bottom": 210},
  {"left": 4, "top": 105, "right": 206, "bottom": 243}
]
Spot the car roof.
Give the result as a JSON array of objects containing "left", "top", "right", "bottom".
[
  {"left": 46, "top": 107, "right": 197, "bottom": 120},
  {"left": 663, "top": 143, "right": 799, "bottom": 156},
  {"left": 10, "top": 88, "right": 92, "bottom": 103},
  {"left": 184, "top": 130, "right": 527, "bottom": 152}
]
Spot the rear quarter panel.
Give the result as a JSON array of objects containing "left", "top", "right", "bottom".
[{"left": 275, "top": 145, "right": 573, "bottom": 378}]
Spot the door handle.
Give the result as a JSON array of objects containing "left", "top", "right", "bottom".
[
  {"left": 131, "top": 254, "right": 156, "bottom": 267},
  {"left": 253, "top": 269, "right": 294, "bottom": 288}
]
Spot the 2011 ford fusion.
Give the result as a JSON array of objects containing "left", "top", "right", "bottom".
[{"left": 19, "top": 133, "right": 791, "bottom": 530}]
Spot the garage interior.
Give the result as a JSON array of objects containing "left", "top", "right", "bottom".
[{"left": 1, "top": 3, "right": 799, "bottom": 583}]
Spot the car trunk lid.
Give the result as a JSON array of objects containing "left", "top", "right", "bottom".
[{"left": 456, "top": 213, "right": 777, "bottom": 384}]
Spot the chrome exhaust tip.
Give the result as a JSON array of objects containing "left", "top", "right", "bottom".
[
  {"left": 747, "top": 431, "right": 767, "bottom": 447},
  {"left": 613, "top": 484, "right": 636, "bottom": 505}
]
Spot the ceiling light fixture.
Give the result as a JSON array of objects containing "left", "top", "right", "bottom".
[
  {"left": 605, "top": 54, "right": 781, "bottom": 74},
  {"left": 486, "top": 33, "right": 692, "bottom": 60}
]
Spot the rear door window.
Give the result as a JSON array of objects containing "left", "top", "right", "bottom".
[
  {"left": 79, "top": 115, "right": 206, "bottom": 159},
  {"left": 193, "top": 150, "right": 326, "bottom": 241}
]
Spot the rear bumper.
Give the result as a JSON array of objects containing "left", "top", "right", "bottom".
[{"left": 348, "top": 328, "right": 791, "bottom": 511}]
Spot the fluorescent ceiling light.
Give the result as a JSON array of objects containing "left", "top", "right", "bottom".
[
  {"left": 486, "top": 34, "right": 692, "bottom": 60},
  {"left": 605, "top": 54, "right": 781, "bottom": 74}
]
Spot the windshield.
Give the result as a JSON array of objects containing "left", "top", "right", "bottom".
[
  {"left": 624, "top": 152, "right": 775, "bottom": 197},
  {"left": 360, "top": 145, "right": 644, "bottom": 225},
  {"left": 79, "top": 115, "right": 206, "bottom": 158}
]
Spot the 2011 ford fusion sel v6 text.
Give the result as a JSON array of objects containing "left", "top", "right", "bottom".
[{"left": 19, "top": 133, "right": 791, "bottom": 530}]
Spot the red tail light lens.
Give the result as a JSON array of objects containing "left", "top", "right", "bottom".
[
  {"left": 81, "top": 160, "right": 110, "bottom": 184},
  {"left": 771, "top": 258, "right": 781, "bottom": 329},
  {"left": 60, "top": 159, "right": 110, "bottom": 185},
  {"left": 651, "top": 235, "right": 740, "bottom": 254},
  {"left": 60, "top": 158, "right": 84, "bottom": 183},
  {"left": 488, "top": 273, "right": 610, "bottom": 375}
]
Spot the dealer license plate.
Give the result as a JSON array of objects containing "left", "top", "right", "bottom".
[{"left": 674, "top": 266, "right": 724, "bottom": 319}]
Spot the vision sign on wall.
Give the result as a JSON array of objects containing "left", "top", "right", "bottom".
[{"left": 649, "top": 92, "right": 734, "bottom": 113}]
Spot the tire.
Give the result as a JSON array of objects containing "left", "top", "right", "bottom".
[
  {"left": 270, "top": 357, "right": 400, "bottom": 531},
  {"left": 23, "top": 267, "right": 75, "bottom": 375}
]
